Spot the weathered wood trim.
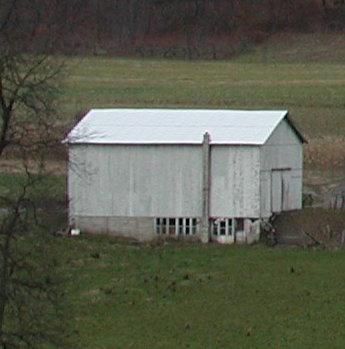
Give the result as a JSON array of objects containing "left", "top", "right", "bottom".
[{"left": 200, "top": 132, "right": 211, "bottom": 243}]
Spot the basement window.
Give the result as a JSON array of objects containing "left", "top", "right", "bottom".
[
  {"left": 212, "top": 218, "right": 233, "bottom": 236},
  {"left": 155, "top": 218, "right": 197, "bottom": 236}
]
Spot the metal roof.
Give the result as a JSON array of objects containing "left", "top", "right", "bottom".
[{"left": 64, "top": 108, "right": 303, "bottom": 145}]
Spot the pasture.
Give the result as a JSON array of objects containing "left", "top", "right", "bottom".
[{"left": 61, "top": 235, "right": 345, "bottom": 349}]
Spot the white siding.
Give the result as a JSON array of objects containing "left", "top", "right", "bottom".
[
  {"left": 210, "top": 146, "right": 260, "bottom": 217},
  {"left": 69, "top": 144, "right": 202, "bottom": 218},
  {"left": 261, "top": 119, "right": 302, "bottom": 170},
  {"left": 260, "top": 119, "right": 303, "bottom": 217}
]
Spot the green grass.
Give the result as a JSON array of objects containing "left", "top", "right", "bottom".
[
  {"left": 0, "top": 173, "right": 65, "bottom": 204},
  {"left": 0, "top": 173, "right": 67, "bottom": 230},
  {"left": 57, "top": 235, "right": 345, "bottom": 349}
]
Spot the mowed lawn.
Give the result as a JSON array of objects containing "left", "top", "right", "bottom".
[{"left": 62, "top": 235, "right": 345, "bottom": 349}]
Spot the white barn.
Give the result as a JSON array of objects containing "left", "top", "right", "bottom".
[{"left": 64, "top": 108, "right": 305, "bottom": 244}]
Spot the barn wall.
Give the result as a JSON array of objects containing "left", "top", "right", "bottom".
[
  {"left": 260, "top": 119, "right": 303, "bottom": 217},
  {"left": 68, "top": 144, "right": 203, "bottom": 218},
  {"left": 210, "top": 146, "right": 261, "bottom": 217}
]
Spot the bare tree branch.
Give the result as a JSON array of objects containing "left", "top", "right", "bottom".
[{"left": 0, "top": 1, "right": 83, "bottom": 348}]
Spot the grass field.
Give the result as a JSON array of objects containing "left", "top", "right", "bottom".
[{"left": 60, "top": 235, "right": 345, "bottom": 349}]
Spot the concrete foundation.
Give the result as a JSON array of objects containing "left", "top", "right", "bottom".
[{"left": 72, "top": 216, "right": 156, "bottom": 241}]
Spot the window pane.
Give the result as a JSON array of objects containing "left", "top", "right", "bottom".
[
  {"left": 192, "top": 218, "right": 197, "bottom": 235},
  {"left": 168, "top": 218, "right": 176, "bottom": 235},
  {"left": 178, "top": 218, "right": 183, "bottom": 235}
]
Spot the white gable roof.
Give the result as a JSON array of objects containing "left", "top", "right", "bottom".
[{"left": 64, "top": 108, "right": 300, "bottom": 145}]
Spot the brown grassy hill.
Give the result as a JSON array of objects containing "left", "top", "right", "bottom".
[{"left": 273, "top": 208, "right": 345, "bottom": 248}]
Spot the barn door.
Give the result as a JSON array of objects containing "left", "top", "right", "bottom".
[{"left": 271, "top": 170, "right": 291, "bottom": 213}]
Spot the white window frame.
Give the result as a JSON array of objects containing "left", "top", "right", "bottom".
[
  {"left": 155, "top": 218, "right": 198, "bottom": 236},
  {"left": 212, "top": 218, "right": 234, "bottom": 236}
]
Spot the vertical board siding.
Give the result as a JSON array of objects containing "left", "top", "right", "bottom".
[
  {"left": 210, "top": 146, "right": 260, "bottom": 217},
  {"left": 261, "top": 119, "right": 303, "bottom": 170},
  {"left": 69, "top": 144, "right": 203, "bottom": 217},
  {"left": 260, "top": 119, "right": 303, "bottom": 217}
]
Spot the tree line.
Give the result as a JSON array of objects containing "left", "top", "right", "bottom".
[
  {"left": 1, "top": 0, "right": 344, "bottom": 58},
  {"left": 74, "top": 0, "right": 344, "bottom": 58}
]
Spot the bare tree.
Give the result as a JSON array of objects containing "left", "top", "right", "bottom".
[{"left": 0, "top": 1, "right": 83, "bottom": 348}]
